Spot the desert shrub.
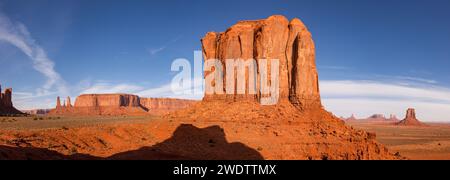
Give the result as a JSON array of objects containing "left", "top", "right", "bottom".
[{"left": 33, "top": 117, "right": 38, "bottom": 121}]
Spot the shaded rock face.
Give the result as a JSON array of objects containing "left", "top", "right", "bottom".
[
  {"left": 201, "top": 15, "right": 320, "bottom": 109},
  {"left": 0, "top": 85, "right": 22, "bottom": 115},
  {"left": 396, "top": 108, "right": 426, "bottom": 126}
]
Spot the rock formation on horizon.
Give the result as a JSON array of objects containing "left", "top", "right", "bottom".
[
  {"left": 166, "top": 15, "right": 399, "bottom": 159},
  {"left": 66, "top": 96, "right": 72, "bottom": 107},
  {"left": 0, "top": 84, "right": 23, "bottom": 115},
  {"left": 49, "top": 94, "right": 197, "bottom": 116},
  {"left": 388, "top": 114, "right": 400, "bottom": 122},
  {"left": 345, "top": 114, "right": 357, "bottom": 121},
  {"left": 22, "top": 109, "right": 51, "bottom": 115},
  {"left": 201, "top": 15, "right": 320, "bottom": 109},
  {"left": 396, "top": 108, "right": 426, "bottom": 126}
]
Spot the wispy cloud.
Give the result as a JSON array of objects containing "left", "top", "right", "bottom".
[
  {"left": 148, "top": 36, "right": 182, "bottom": 56},
  {"left": 393, "top": 76, "right": 437, "bottom": 84},
  {"left": 320, "top": 80, "right": 450, "bottom": 122},
  {"left": 0, "top": 12, "right": 67, "bottom": 95},
  {"left": 76, "top": 77, "right": 203, "bottom": 100},
  {"left": 319, "top": 65, "right": 350, "bottom": 70},
  {"left": 80, "top": 82, "right": 145, "bottom": 94},
  {"left": 136, "top": 77, "right": 203, "bottom": 100}
]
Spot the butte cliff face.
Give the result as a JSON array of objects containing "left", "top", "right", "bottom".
[
  {"left": 396, "top": 108, "right": 426, "bottom": 126},
  {"left": 0, "top": 84, "right": 22, "bottom": 115},
  {"left": 140, "top": 98, "right": 196, "bottom": 114},
  {"left": 74, "top": 94, "right": 141, "bottom": 107},
  {"left": 49, "top": 94, "right": 197, "bottom": 116},
  {"left": 164, "top": 15, "right": 399, "bottom": 160},
  {"left": 201, "top": 15, "right": 320, "bottom": 109}
]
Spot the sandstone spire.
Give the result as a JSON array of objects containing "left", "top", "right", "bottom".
[
  {"left": 201, "top": 15, "right": 321, "bottom": 109},
  {"left": 56, "top": 96, "right": 61, "bottom": 108},
  {"left": 66, "top": 96, "right": 72, "bottom": 107}
]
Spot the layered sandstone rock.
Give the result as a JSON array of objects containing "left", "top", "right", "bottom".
[
  {"left": 0, "top": 84, "right": 22, "bottom": 115},
  {"left": 201, "top": 15, "right": 320, "bottom": 109},
  {"left": 396, "top": 108, "right": 426, "bottom": 126},
  {"left": 49, "top": 94, "right": 197, "bottom": 116},
  {"left": 140, "top": 98, "right": 197, "bottom": 114},
  {"left": 166, "top": 15, "right": 400, "bottom": 159},
  {"left": 74, "top": 94, "right": 141, "bottom": 107}
]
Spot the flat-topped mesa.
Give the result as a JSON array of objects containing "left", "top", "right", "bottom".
[
  {"left": 74, "top": 94, "right": 141, "bottom": 107},
  {"left": 49, "top": 94, "right": 198, "bottom": 116},
  {"left": 201, "top": 15, "right": 321, "bottom": 109}
]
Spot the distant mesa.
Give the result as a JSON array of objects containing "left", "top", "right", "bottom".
[
  {"left": 0, "top": 84, "right": 23, "bottom": 116},
  {"left": 22, "top": 109, "right": 51, "bottom": 115},
  {"left": 345, "top": 113, "right": 400, "bottom": 123},
  {"left": 49, "top": 94, "right": 197, "bottom": 116},
  {"left": 396, "top": 108, "right": 426, "bottom": 126}
]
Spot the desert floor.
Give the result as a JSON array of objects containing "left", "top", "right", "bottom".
[
  {"left": 348, "top": 121, "right": 450, "bottom": 160},
  {"left": 0, "top": 115, "right": 155, "bottom": 130},
  {"left": 1, "top": 115, "right": 448, "bottom": 159}
]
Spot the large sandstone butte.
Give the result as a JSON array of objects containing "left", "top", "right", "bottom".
[
  {"left": 165, "top": 15, "right": 399, "bottom": 159},
  {"left": 49, "top": 94, "right": 197, "bottom": 116},
  {"left": 396, "top": 108, "right": 426, "bottom": 126},
  {"left": 0, "top": 15, "right": 400, "bottom": 160},
  {"left": 0, "top": 84, "right": 23, "bottom": 115},
  {"left": 201, "top": 15, "right": 320, "bottom": 109}
]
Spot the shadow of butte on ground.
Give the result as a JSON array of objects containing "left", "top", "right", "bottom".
[{"left": 0, "top": 124, "right": 264, "bottom": 160}]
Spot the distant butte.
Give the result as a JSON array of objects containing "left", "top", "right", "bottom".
[
  {"left": 0, "top": 84, "right": 23, "bottom": 116},
  {"left": 396, "top": 108, "right": 427, "bottom": 126}
]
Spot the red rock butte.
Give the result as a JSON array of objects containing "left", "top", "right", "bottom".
[
  {"left": 396, "top": 108, "right": 426, "bottom": 126},
  {"left": 0, "top": 84, "right": 22, "bottom": 115},
  {"left": 49, "top": 94, "right": 197, "bottom": 116},
  {"left": 201, "top": 15, "right": 320, "bottom": 109},
  {"left": 165, "top": 15, "right": 400, "bottom": 159}
]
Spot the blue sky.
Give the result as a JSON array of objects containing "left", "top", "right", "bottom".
[{"left": 1, "top": 0, "right": 450, "bottom": 121}]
